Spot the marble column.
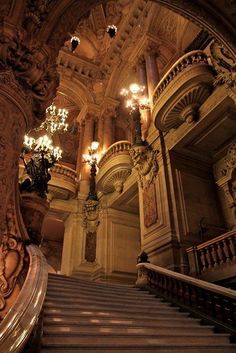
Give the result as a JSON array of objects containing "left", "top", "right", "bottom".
[
  {"left": 144, "top": 46, "right": 160, "bottom": 105},
  {"left": 103, "top": 109, "right": 115, "bottom": 151},
  {"left": 137, "top": 56, "right": 151, "bottom": 138},
  {"left": 80, "top": 114, "right": 95, "bottom": 196},
  {"left": 97, "top": 115, "right": 104, "bottom": 151}
]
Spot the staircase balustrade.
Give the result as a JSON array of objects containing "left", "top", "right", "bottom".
[
  {"left": 0, "top": 245, "right": 48, "bottom": 353},
  {"left": 186, "top": 230, "right": 236, "bottom": 277},
  {"left": 136, "top": 262, "right": 236, "bottom": 337}
]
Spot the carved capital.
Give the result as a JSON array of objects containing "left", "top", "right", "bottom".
[
  {"left": 0, "top": 23, "right": 59, "bottom": 126},
  {"left": 130, "top": 144, "right": 159, "bottom": 189},
  {"left": 210, "top": 41, "right": 236, "bottom": 89}
]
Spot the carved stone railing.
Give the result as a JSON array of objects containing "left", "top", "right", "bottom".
[
  {"left": 153, "top": 50, "right": 214, "bottom": 131},
  {"left": 136, "top": 262, "right": 236, "bottom": 336},
  {"left": 0, "top": 245, "right": 48, "bottom": 353},
  {"left": 97, "top": 141, "right": 132, "bottom": 194},
  {"left": 186, "top": 230, "right": 236, "bottom": 281}
]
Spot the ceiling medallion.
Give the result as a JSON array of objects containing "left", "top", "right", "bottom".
[{"left": 106, "top": 25, "right": 118, "bottom": 38}]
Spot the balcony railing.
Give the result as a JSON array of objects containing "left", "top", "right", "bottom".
[
  {"left": 98, "top": 141, "right": 131, "bottom": 169},
  {"left": 153, "top": 51, "right": 209, "bottom": 104},
  {"left": 152, "top": 50, "right": 213, "bottom": 131},
  {"left": 97, "top": 141, "right": 132, "bottom": 194},
  {"left": 186, "top": 230, "right": 236, "bottom": 280}
]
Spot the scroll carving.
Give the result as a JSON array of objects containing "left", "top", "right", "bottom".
[
  {"left": 129, "top": 145, "right": 159, "bottom": 189},
  {"left": 0, "top": 235, "right": 25, "bottom": 320}
]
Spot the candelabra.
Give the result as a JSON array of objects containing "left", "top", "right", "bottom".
[
  {"left": 120, "top": 83, "right": 149, "bottom": 146},
  {"left": 20, "top": 135, "right": 62, "bottom": 198},
  {"left": 83, "top": 141, "right": 100, "bottom": 201}
]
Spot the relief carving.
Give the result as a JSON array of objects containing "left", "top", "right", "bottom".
[
  {"left": 143, "top": 183, "right": 158, "bottom": 228},
  {"left": 129, "top": 145, "right": 159, "bottom": 189},
  {"left": 83, "top": 199, "right": 100, "bottom": 233},
  {"left": 0, "top": 27, "right": 59, "bottom": 124},
  {"left": 85, "top": 231, "right": 97, "bottom": 263},
  {"left": 210, "top": 41, "right": 236, "bottom": 89},
  {"left": 0, "top": 235, "right": 25, "bottom": 319}
]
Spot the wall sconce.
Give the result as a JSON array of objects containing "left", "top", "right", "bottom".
[{"left": 83, "top": 141, "right": 100, "bottom": 201}]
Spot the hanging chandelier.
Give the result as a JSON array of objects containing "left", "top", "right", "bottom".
[
  {"left": 23, "top": 134, "right": 62, "bottom": 161},
  {"left": 37, "top": 104, "right": 69, "bottom": 134}
]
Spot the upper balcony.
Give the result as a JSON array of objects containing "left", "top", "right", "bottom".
[
  {"left": 97, "top": 140, "right": 132, "bottom": 194},
  {"left": 153, "top": 50, "right": 214, "bottom": 132}
]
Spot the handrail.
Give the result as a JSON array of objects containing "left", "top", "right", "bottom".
[
  {"left": 0, "top": 245, "right": 48, "bottom": 353},
  {"left": 136, "top": 262, "right": 236, "bottom": 334},
  {"left": 153, "top": 50, "right": 209, "bottom": 104},
  {"left": 186, "top": 230, "right": 236, "bottom": 275},
  {"left": 98, "top": 140, "right": 131, "bottom": 168}
]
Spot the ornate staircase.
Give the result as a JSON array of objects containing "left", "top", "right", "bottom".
[{"left": 40, "top": 274, "right": 236, "bottom": 353}]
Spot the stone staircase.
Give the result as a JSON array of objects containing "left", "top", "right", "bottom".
[{"left": 40, "top": 274, "right": 236, "bottom": 353}]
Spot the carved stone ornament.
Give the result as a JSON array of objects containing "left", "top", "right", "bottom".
[
  {"left": 210, "top": 41, "right": 236, "bottom": 89},
  {"left": 23, "top": 0, "right": 57, "bottom": 33},
  {"left": 0, "top": 235, "right": 25, "bottom": 319},
  {"left": 129, "top": 145, "right": 159, "bottom": 189},
  {"left": 0, "top": 24, "right": 59, "bottom": 124},
  {"left": 216, "top": 140, "right": 236, "bottom": 225},
  {"left": 83, "top": 199, "right": 100, "bottom": 233}
]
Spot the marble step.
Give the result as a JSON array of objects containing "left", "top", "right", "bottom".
[
  {"left": 43, "top": 301, "right": 179, "bottom": 314},
  {"left": 40, "top": 346, "right": 236, "bottom": 353},
  {"left": 43, "top": 316, "right": 203, "bottom": 327},
  {"left": 43, "top": 324, "right": 215, "bottom": 335},
  {"left": 42, "top": 333, "right": 230, "bottom": 346},
  {"left": 46, "top": 283, "right": 154, "bottom": 298},
  {"left": 43, "top": 307, "right": 190, "bottom": 319},
  {"left": 44, "top": 293, "right": 164, "bottom": 306}
]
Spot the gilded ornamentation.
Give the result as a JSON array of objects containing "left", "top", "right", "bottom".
[
  {"left": 210, "top": 41, "right": 236, "bottom": 88},
  {"left": 129, "top": 145, "right": 159, "bottom": 189},
  {"left": 0, "top": 235, "right": 25, "bottom": 317},
  {"left": 23, "top": 0, "right": 57, "bottom": 33}
]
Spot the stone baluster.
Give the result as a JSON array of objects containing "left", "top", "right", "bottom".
[
  {"left": 210, "top": 244, "right": 219, "bottom": 267},
  {"left": 222, "top": 239, "right": 231, "bottom": 263},
  {"left": 216, "top": 242, "right": 225, "bottom": 264},
  {"left": 228, "top": 235, "right": 236, "bottom": 261},
  {"left": 199, "top": 249, "right": 207, "bottom": 271},
  {"left": 205, "top": 247, "right": 212, "bottom": 269}
]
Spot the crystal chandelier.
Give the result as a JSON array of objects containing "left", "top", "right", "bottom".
[{"left": 37, "top": 104, "right": 69, "bottom": 134}]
